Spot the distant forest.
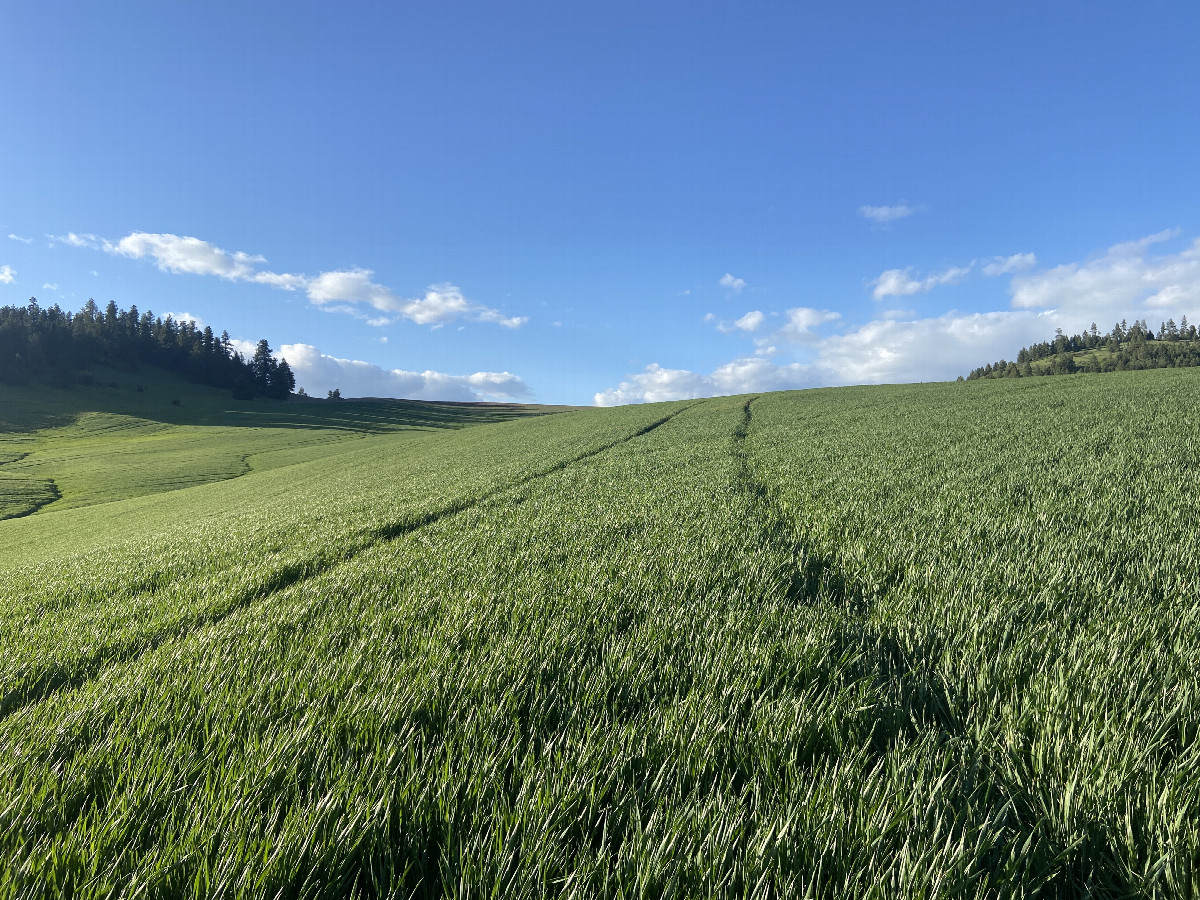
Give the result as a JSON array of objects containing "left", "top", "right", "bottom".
[
  {"left": 0, "top": 298, "right": 294, "bottom": 399},
  {"left": 966, "top": 317, "right": 1200, "bottom": 380}
]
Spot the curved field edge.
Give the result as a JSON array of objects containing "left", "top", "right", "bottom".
[
  {"left": 0, "top": 475, "right": 60, "bottom": 520},
  {"left": 0, "top": 403, "right": 692, "bottom": 721},
  {"left": 0, "top": 372, "right": 567, "bottom": 519},
  {"left": 0, "top": 371, "right": 1197, "bottom": 897}
]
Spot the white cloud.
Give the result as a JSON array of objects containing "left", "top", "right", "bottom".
[
  {"left": 1010, "top": 231, "right": 1200, "bottom": 322},
  {"left": 307, "top": 267, "right": 398, "bottom": 310},
  {"left": 403, "top": 283, "right": 527, "bottom": 328},
  {"left": 163, "top": 311, "right": 207, "bottom": 329},
  {"left": 42, "top": 283, "right": 59, "bottom": 291},
  {"left": 278, "top": 343, "right": 531, "bottom": 402},
  {"left": 982, "top": 252, "right": 1037, "bottom": 276},
  {"left": 719, "top": 273, "right": 746, "bottom": 293},
  {"left": 827, "top": 234, "right": 1200, "bottom": 385},
  {"left": 812, "top": 310, "right": 1049, "bottom": 385},
  {"left": 251, "top": 270, "right": 309, "bottom": 291},
  {"left": 55, "top": 230, "right": 527, "bottom": 329},
  {"left": 597, "top": 230, "right": 1200, "bottom": 404},
  {"left": 305, "top": 272, "right": 526, "bottom": 328},
  {"left": 777, "top": 307, "right": 841, "bottom": 342},
  {"left": 8, "top": 234, "right": 32, "bottom": 244},
  {"left": 858, "top": 203, "right": 916, "bottom": 223},
  {"left": 594, "top": 357, "right": 815, "bottom": 405},
  {"left": 1145, "top": 285, "right": 1186, "bottom": 308},
  {"left": 597, "top": 309, "right": 1048, "bottom": 404},
  {"left": 49, "top": 232, "right": 103, "bottom": 249},
  {"left": 714, "top": 309, "right": 766, "bottom": 333},
  {"left": 0, "top": 265, "right": 14, "bottom": 284},
  {"left": 733, "top": 310, "right": 764, "bottom": 332},
  {"left": 227, "top": 338, "right": 259, "bottom": 359},
  {"left": 111, "top": 232, "right": 266, "bottom": 280},
  {"left": 872, "top": 263, "right": 973, "bottom": 299}
]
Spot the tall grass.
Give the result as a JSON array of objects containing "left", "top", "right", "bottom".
[{"left": 0, "top": 371, "right": 1197, "bottom": 896}]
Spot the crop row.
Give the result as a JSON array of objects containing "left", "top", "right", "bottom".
[{"left": 0, "top": 371, "right": 1197, "bottom": 896}]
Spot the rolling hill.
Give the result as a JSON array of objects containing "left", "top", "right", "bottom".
[{"left": 0, "top": 368, "right": 1197, "bottom": 897}]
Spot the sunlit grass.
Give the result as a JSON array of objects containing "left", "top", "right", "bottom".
[{"left": 0, "top": 370, "right": 1197, "bottom": 897}]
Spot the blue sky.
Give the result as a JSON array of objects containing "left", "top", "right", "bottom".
[{"left": 3, "top": 1, "right": 1200, "bottom": 404}]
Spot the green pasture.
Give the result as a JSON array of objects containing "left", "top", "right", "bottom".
[
  {"left": 0, "top": 368, "right": 1197, "bottom": 897},
  {"left": 0, "top": 366, "right": 562, "bottom": 519}
]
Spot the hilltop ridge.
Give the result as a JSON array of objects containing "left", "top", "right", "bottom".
[{"left": 966, "top": 317, "right": 1200, "bottom": 380}]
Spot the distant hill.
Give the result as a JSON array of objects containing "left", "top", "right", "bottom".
[
  {"left": 1, "top": 297, "right": 298, "bottom": 399},
  {"left": 0, "top": 362, "right": 565, "bottom": 434},
  {"left": 965, "top": 317, "right": 1200, "bottom": 380},
  {"left": 3, "top": 372, "right": 1200, "bottom": 892},
  {"left": 0, "top": 363, "right": 569, "bottom": 520}
]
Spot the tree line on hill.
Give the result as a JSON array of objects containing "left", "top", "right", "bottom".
[
  {"left": 965, "top": 317, "right": 1200, "bottom": 380},
  {"left": 0, "top": 298, "right": 295, "bottom": 399}
]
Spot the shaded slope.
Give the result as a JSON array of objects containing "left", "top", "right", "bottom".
[
  {"left": 0, "top": 371, "right": 1197, "bottom": 896},
  {"left": 0, "top": 366, "right": 569, "bottom": 518}
]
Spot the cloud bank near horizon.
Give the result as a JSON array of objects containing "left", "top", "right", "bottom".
[
  {"left": 35, "top": 227, "right": 1200, "bottom": 406},
  {"left": 596, "top": 232, "right": 1200, "bottom": 405},
  {"left": 277, "top": 343, "right": 531, "bottom": 403}
]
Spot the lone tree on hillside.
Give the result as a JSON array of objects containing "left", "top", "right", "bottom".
[{"left": 250, "top": 339, "right": 296, "bottom": 399}]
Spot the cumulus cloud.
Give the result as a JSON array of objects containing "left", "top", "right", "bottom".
[
  {"left": 1146, "top": 285, "right": 1186, "bottom": 308},
  {"left": 714, "top": 309, "right": 765, "bottom": 333},
  {"left": 872, "top": 263, "right": 973, "bottom": 299},
  {"left": 982, "top": 252, "right": 1037, "bottom": 276},
  {"left": 306, "top": 268, "right": 394, "bottom": 310},
  {"left": 825, "top": 233, "right": 1200, "bottom": 383},
  {"left": 305, "top": 272, "right": 526, "bottom": 328},
  {"left": 8, "top": 234, "right": 32, "bottom": 244},
  {"left": 597, "top": 230, "right": 1200, "bottom": 404},
  {"left": 250, "top": 271, "right": 309, "bottom": 291},
  {"left": 402, "top": 283, "right": 527, "bottom": 328},
  {"left": 777, "top": 307, "right": 842, "bottom": 343},
  {"left": 812, "top": 310, "right": 1049, "bottom": 385},
  {"left": 1010, "top": 231, "right": 1200, "bottom": 320},
  {"left": 112, "top": 232, "right": 267, "bottom": 280},
  {"left": 49, "top": 232, "right": 103, "bottom": 249},
  {"left": 597, "top": 310, "right": 1050, "bottom": 403},
  {"left": 226, "top": 338, "right": 260, "bottom": 359},
  {"left": 0, "top": 266, "right": 15, "bottom": 284},
  {"left": 858, "top": 203, "right": 916, "bottom": 223},
  {"left": 719, "top": 273, "right": 746, "bottom": 293},
  {"left": 54, "top": 230, "right": 526, "bottom": 329},
  {"left": 733, "top": 310, "right": 764, "bottom": 331},
  {"left": 594, "top": 357, "right": 814, "bottom": 405},
  {"left": 279, "top": 343, "right": 530, "bottom": 402},
  {"left": 42, "top": 283, "right": 59, "bottom": 291},
  {"left": 163, "top": 311, "right": 207, "bottom": 329}
]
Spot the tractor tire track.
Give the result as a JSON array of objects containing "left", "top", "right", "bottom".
[
  {"left": 0, "top": 404, "right": 698, "bottom": 723},
  {"left": 731, "top": 396, "right": 961, "bottom": 742},
  {"left": 730, "top": 397, "right": 864, "bottom": 613},
  {"left": 0, "top": 476, "right": 61, "bottom": 521}
]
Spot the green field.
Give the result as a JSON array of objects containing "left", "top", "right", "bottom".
[
  {"left": 0, "top": 368, "right": 564, "bottom": 521},
  {"left": 1, "top": 369, "right": 1198, "bottom": 897}
]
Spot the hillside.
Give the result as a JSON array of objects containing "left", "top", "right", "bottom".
[
  {"left": 966, "top": 318, "right": 1200, "bottom": 380},
  {"left": 0, "top": 366, "right": 565, "bottom": 520},
  {"left": 1, "top": 369, "right": 1198, "bottom": 896}
]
